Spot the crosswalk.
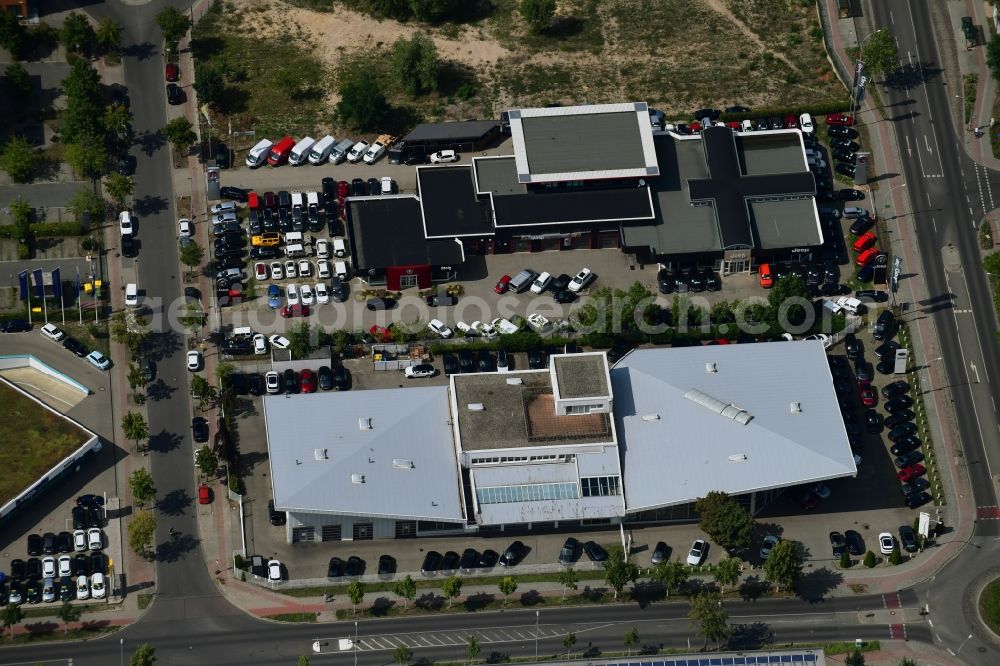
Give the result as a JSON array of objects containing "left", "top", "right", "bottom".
[{"left": 343, "top": 625, "right": 578, "bottom": 652}]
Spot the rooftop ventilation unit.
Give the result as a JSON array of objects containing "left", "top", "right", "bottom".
[
  {"left": 790, "top": 402, "right": 802, "bottom": 413},
  {"left": 314, "top": 448, "right": 327, "bottom": 461},
  {"left": 358, "top": 417, "right": 372, "bottom": 431},
  {"left": 705, "top": 362, "right": 717, "bottom": 373},
  {"left": 467, "top": 403, "right": 485, "bottom": 411},
  {"left": 505, "top": 378, "right": 523, "bottom": 385},
  {"left": 728, "top": 454, "right": 748, "bottom": 462},
  {"left": 393, "top": 459, "right": 414, "bottom": 469},
  {"left": 641, "top": 414, "right": 660, "bottom": 421},
  {"left": 351, "top": 474, "right": 365, "bottom": 484}
]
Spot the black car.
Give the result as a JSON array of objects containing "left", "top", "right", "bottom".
[
  {"left": 420, "top": 550, "right": 442, "bottom": 575},
  {"left": 88, "top": 505, "right": 102, "bottom": 527},
  {"left": 42, "top": 532, "right": 56, "bottom": 554},
  {"left": 283, "top": 369, "right": 299, "bottom": 394},
  {"left": 657, "top": 269, "right": 675, "bottom": 294},
  {"left": 905, "top": 492, "right": 932, "bottom": 509},
  {"left": 856, "top": 289, "right": 888, "bottom": 302},
  {"left": 72, "top": 554, "right": 88, "bottom": 576},
  {"left": 832, "top": 148, "right": 857, "bottom": 164},
  {"left": 10, "top": 559, "right": 25, "bottom": 581},
  {"left": 330, "top": 277, "right": 349, "bottom": 303},
  {"left": 477, "top": 349, "right": 495, "bottom": 372},
  {"left": 26, "top": 558, "right": 42, "bottom": 579},
  {"left": 528, "top": 349, "right": 547, "bottom": 369},
  {"left": 650, "top": 541, "right": 669, "bottom": 564},
  {"left": 317, "top": 366, "right": 334, "bottom": 391},
  {"left": 121, "top": 234, "right": 137, "bottom": 257},
  {"left": 687, "top": 269, "right": 705, "bottom": 292},
  {"left": 499, "top": 540, "right": 525, "bottom": 567},
  {"left": 477, "top": 549, "right": 499, "bottom": 568},
  {"left": 894, "top": 450, "right": 924, "bottom": 468},
  {"left": 865, "top": 409, "right": 882, "bottom": 433},
  {"left": 553, "top": 289, "right": 577, "bottom": 303},
  {"left": 378, "top": 555, "right": 396, "bottom": 578},
  {"left": 277, "top": 190, "right": 291, "bottom": 210},
  {"left": 583, "top": 541, "right": 608, "bottom": 562},
  {"left": 888, "top": 422, "right": 917, "bottom": 442},
  {"left": 885, "top": 396, "right": 913, "bottom": 413},
  {"left": 246, "top": 373, "right": 265, "bottom": 396},
  {"left": 332, "top": 366, "right": 350, "bottom": 391},
  {"left": 213, "top": 221, "right": 243, "bottom": 237},
  {"left": 267, "top": 499, "right": 286, "bottom": 526},
  {"left": 191, "top": 417, "right": 209, "bottom": 443},
  {"left": 443, "top": 353, "right": 459, "bottom": 376},
  {"left": 25, "top": 579, "right": 40, "bottom": 604},
  {"left": 27, "top": 533, "right": 42, "bottom": 556},
  {"left": 351, "top": 178, "right": 366, "bottom": 196},
  {"left": 249, "top": 246, "right": 281, "bottom": 260},
  {"left": 816, "top": 190, "right": 838, "bottom": 203},
  {"left": 558, "top": 538, "right": 579, "bottom": 564},
  {"left": 459, "top": 548, "right": 479, "bottom": 572},
  {"left": 882, "top": 380, "right": 910, "bottom": 399},
  {"left": 326, "top": 557, "right": 344, "bottom": 578},
  {"left": 838, "top": 189, "right": 864, "bottom": 201},
  {"left": 166, "top": 83, "right": 183, "bottom": 105},
  {"left": 90, "top": 552, "right": 107, "bottom": 575},
  {"left": 827, "top": 125, "right": 857, "bottom": 138},
  {"left": 874, "top": 339, "right": 900, "bottom": 359},
  {"left": 854, "top": 359, "right": 873, "bottom": 381},
  {"left": 72, "top": 506, "right": 87, "bottom": 530},
  {"left": 345, "top": 556, "right": 365, "bottom": 577},
  {"left": 550, "top": 273, "right": 572, "bottom": 292},
  {"left": 844, "top": 529, "right": 865, "bottom": 555},
  {"left": 56, "top": 531, "right": 72, "bottom": 553},
  {"left": 367, "top": 178, "right": 380, "bottom": 196},
  {"left": 768, "top": 116, "right": 784, "bottom": 130},
  {"left": 829, "top": 531, "right": 846, "bottom": 557},
  {"left": 1, "top": 319, "right": 31, "bottom": 332},
  {"left": 835, "top": 162, "right": 856, "bottom": 177},
  {"left": 140, "top": 358, "right": 156, "bottom": 383},
  {"left": 215, "top": 142, "right": 230, "bottom": 168},
  {"left": 844, "top": 333, "right": 861, "bottom": 359},
  {"left": 221, "top": 338, "right": 253, "bottom": 355},
  {"left": 59, "top": 575, "right": 74, "bottom": 601},
  {"left": 693, "top": 108, "right": 721, "bottom": 120},
  {"left": 366, "top": 297, "right": 396, "bottom": 311},
  {"left": 220, "top": 186, "right": 251, "bottom": 202},
  {"left": 873, "top": 311, "right": 896, "bottom": 341},
  {"left": 891, "top": 437, "right": 922, "bottom": 456},
  {"left": 459, "top": 349, "right": 475, "bottom": 373}
]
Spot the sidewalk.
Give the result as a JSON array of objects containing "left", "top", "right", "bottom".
[{"left": 958, "top": 0, "right": 1000, "bottom": 170}]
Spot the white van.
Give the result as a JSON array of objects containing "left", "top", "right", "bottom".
[
  {"left": 741, "top": 119, "right": 753, "bottom": 132},
  {"left": 347, "top": 140, "right": 369, "bottom": 163},
  {"left": 334, "top": 261, "right": 348, "bottom": 280},
  {"left": 232, "top": 326, "right": 254, "bottom": 339},
  {"left": 125, "top": 283, "right": 138, "bottom": 308},
  {"left": 333, "top": 238, "right": 347, "bottom": 258},
  {"left": 307, "top": 135, "right": 336, "bottom": 165},
  {"left": 799, "top": 113, "right": 814, "bottom": 134},
  {"left": 291, "top": 191, "right": 304, "bottom": 209},
  {"left": 284, "top": 231, "right": 304, "bottom": 245},
  {"left": 245, "top": 139, "right": 273, "bottom": 168},
  {"left": 288, "top": 137, "right": 316, "bottom": 166},
  {"left": 329, "top": 138, "right": 355, "bottom": 164},
  {"left": 285, "top": 243, "right": 306, "bottom": 258}
]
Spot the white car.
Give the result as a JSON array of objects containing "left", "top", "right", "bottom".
[
  {"left": 119, "top": 211, "right": 134, "bottom": 236},
  {"left": 56, "top": 555, "right": 72, "bottom": 577},
  {"left": 284, "top": 260, "right": 297, "bottom": 279},
  {"left": 269, "top": 335, "right": 290, "bottom": 350},
  {"left": 42, "top": 556, "right": 56, "bottom": 578},
  {"left": 125, "top": 283, "right": 139, "bottom": 308},
  {"left": 90, "top": 572, "right": 106, "bottom": 599},
  {"left": 178, "top": 218, "right": 193, "bottom": 238},
  {"left": 73, "top": 530, "right": 87, "bottom": 552},
  {"left": 878, "top": 532, "right": 895, "bottom": 555},
  {"left": 316, "top": 239, "right": 330, "bottom": 259},
  {"left": 799, "top": 112, "right": 814, "bottom": 134},
  {"left": 269, "top": 261, "right": 284, "bottom": 280},
  {"left": 473, "top": 321, "right": 498, "bottom": 339},
  {"left": 759, "top": 535, "right": 780, "bottom": 560},
  {"left": 568, "top": 268, "right": 594, "bottom": 292},
  {"left": 86, "top": 350, "right": 111, "bottom": 370},
  {"left": 835, "top": 296, "right": 865, "bottom": 315},
  {"left": 87, "top": 528, "right": 103, "bottom": 550},
  {"left": 253, "top": 333, "right": 268, "bottom": 356},
  {"left": 363, "top": 142, "right": 386, "bottom": 164},
  {"left": 254, "top": 262, "right": 269, "bottom": 281},
  {"left": 491, "top": 317, "right": 520, "bottom": 335},
  {"left": 40, "top": 323, "right": 65, "bottom": 341},
  {"left": 804, "top": 333, "right": 831, "bottom": 348},
  {"left": 75, "top": 575, "right": 89, "bottom": 600},
  {"left": 210, "top": 201, "right": 236, "bottom": 215},
  {"left": 298, "top": 259, "right": 312, "bottom": 277},
  {"left": 381, "top": 176, "right": 394, "bottom": 194},
  {"left": 455, "top": 321, "right": 478, "bottom": 337},
  {"left": 430, "top": 149, "right": 458, "bottom": 163},
  {"left": 527, "top": 313, "right": 551, "bottom": 333},
  {"left": 186, "top": 350, "right": 202, "bottom": 372},
  {"left": 300, "top": 284, "right": 315, "bottom": 306},
  {"left": 317, "top": 260, "right": 331, "bottom": 279},
  {"left": 346, "top": 141, "right": 369, "bottom": 163},
  {"left": 267, "top": 559, "right": 282, "bottom": 581},
  {"left": 404, "top": 364, "right": 437, "bottom": 379},
  {"left": 286, "top": 283, "right": 300, "bottom": 306},
  {"left": 315, "top": 282, "right": 329, "bottom": 304},
  {"left": 530, "top": 271, "right": 552, "bottom": 294},
  {"left": 265, "top": 370, "right": 280, "bottom": 394},
  {"left": 687, "top": 539, "right": 707, "bottom": 566},
  {"left": 428, "top": 319, "right": 453, "bottom": 338}
]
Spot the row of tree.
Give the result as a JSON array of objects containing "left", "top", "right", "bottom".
[{"left": 0, "top": 11, "right": 120, "bottom": 61}]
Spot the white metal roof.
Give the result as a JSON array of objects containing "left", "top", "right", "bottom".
[{"left": 613, "top": 342, "right": 856, "bottom": 512}]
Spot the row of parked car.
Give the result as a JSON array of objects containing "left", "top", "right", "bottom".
[
  {"left": 243, "top": 132, "right": 460, "bottom": 169},
  {"left": 263, "top": 366, "right": 351, "bottom": 394},
  {"left": 494, "top": 268, "right": 596, "bottom": 303},
  {"left": 828, "top": 525, "right": 920, "bottom": 558},
  {"left": 0, "top": 321, "right": 113, "bottom": 371}
]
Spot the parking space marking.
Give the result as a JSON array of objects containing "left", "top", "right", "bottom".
[{"left": 354, "top": 625, "right": 594, "bottom": 652}]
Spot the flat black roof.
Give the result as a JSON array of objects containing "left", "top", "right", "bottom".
[
  {"left": 417, "top": 166, "right": 495, "bottom": 238},
  {"left": 347, "top": 197, "right": 464, "bottom": 269},
  {"left": 492, "top": 187, "right": 654, "bottom": 227},
  {"left": 403, "top": 120, "right": 499, "bottom": 143}
]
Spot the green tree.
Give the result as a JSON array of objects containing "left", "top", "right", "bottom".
[
  {"left": 130, "top": 643, "right": 157, "bottom": 666},
  {"left": 764, "top": 540, "right": 804, "bottom": 591},
  {"left": 443, "top": 575, "right": 463, "bottom": 608},
  {"left": 497, "top": 575, "right": 517, "bottom": 606},
  {"left": 298, "top": 657, "right": 309, "bottom": 666},
  {"left": 394, "top": 575, "right": 417, "bottom": 610},
  {"left": 695, "top": 491, "right": 756, "bottom": 553},
  {"left": 863, "top": 550, "right": 876, "bottom": 568},
  {"left": 111, "top": 310, "right": 149, "bottom": 358},
  {"left": 163, "top": 116, "right": 198, "bottom": 155},
  {"left": 336, "top": 76, "right": 387, "bottom": 131},
  {"left": 1, "top": 135, "right": 39, "bottom": 183},
  {"left": 714, "top": 557, "right": 742, "bottom": 593},
  {"left": 839, "top": 551, "right": 851, "bottom": 568},
  {"left": 128, "top": 466, "right": 156, "bottom": 507},
  {"left": 179, "top": 241, "right": 204, "bottom": 277},
  {"left": 193, "top": 62, "right": 226, "bottom": 110},
  {"left": 60, "top": 60, "right": 104, "bottom": 143},
  {"left": 127, "top": 363, "right": 146, "bottom": 390},
  {"left": 216, "top": 361, "right": 236, "bottom": 385},
  {"left": 127, "top": 509, "right": 156, "bottom": 559},
  {"left": 988, "top": 34, "right": 1000, "bottom": 81},
  {"left": 603, "top": 546, "right": 639, "bottom": 599},
  {"left": 104, "top": 172, "right": 135, "bottom": 209},
  {"left": 195, "top": 445, "right": 219, "bottom": 478},
  {"left": 68, "top": 187, "right": 106, "bottom": 221},
  {"left": 556, "top": 568, "right": 578, "bottom": 599},
  {"left": 984, "top": 250, "right": 1000, "bottom": 276},
  {"left": 191, "top": 375, "right": 218, "bottom": 410},
  {"left": 767, "top": 275, "right": 809, "bottom": 329},
  {"left": 180, "top": 302, "right": 205, "bottom": 337},
  {"left": 650, "top": 560, "right": 688, "bottom": 596},
  {"left": 57, "top": 601, "right": 81, "bottom": 634},
  {"left": 155, "top": 7, "right": 191, "bottom": 46},
  {"left": 122, "top": 411, "right": 150, "bottom": 455},
  {"left": 562, "top": 631, "right": 576, "bottom": 657},
  {"left": 860, "top": 28, "right": 899, "bottom": 79},
  {"left": 520, "top": 0, "right": 556, "bottom": 33},
  {"left": 410, "top": 0, "right": 462, "bottom": 23},
  {"left": 1, "top": 603, "right": 23, "bottom": 638},
  {"left": 347, "top": 580, "right": 366, "bottom": 614},
  {"left": 889, "top": 545, "right": 902, "bottom": 565},
  {"left": 845, "top": 648, "right": 865, "bottom": 666},
  {"left": 96, "top": 17, "right": 122, "bottom": 54},
  {"left": 689, "top": 591, "right": 730, "bottom": 650},
  {"left": 623, "top": 627, "right": 639, "bottom": 656},
  {"left": 4, "top": 63, "right": 32, "bottom": 101},
  {"left": 391, "top": 33, "right": 439, "bottom": 96},
  {"left": 104, "top": 102, "right": 133, "bottom": 141},
  {"left": 288, "top": 322, "right": 315, "bottom": 359},
  {"left": 572, "top": 282, "right": 657, "bottom": 336},
  {"left": 0, "top": 8, "right": 26, "bottom": 58},
  {"left": 466, "top": 635, "right": 480, "bottom": 664},
  {"left": 897, "top": 659, "right": 916, "bottom": 666},
  {"left": 60, "top": 12, "right": 96, "bottom": 55},
  {"left": 393, "top": 646, "right": 413, "bottom": 665},
  {"left": 65, "top": 137, "right": 108, "bottom": 179}
]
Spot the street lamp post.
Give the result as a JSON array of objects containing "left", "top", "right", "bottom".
[
  {"left": 851, "top": 29, "right": 885, "bottom": 127},
  {"left": 535, "top": 610, "right": 539, "bottom": 660},
  {"left": 957, "top": 633, "right": 974, "bottom": 655},
  {"left": 881, "top": 182, "right": 907, "bottom": 221},
  {"left": 120, "top": 638, "right": 124, "bottom": 666},
  {"left": 354, "top": 620, "right": 359, "bottom": 666}
]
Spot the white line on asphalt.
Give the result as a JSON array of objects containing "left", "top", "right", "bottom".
[
  {"left": 927, "top": 191, "right": 932, "bottom": 206},
  {"left": 924, "top": 135, "right": 933, "bottom": 154},
  {"left": 415, "top": 637, "right": 433, "bottom": 646},
  {"left": 905, "top": 134, "right": 912, "bottom": 157},
  {"left": 890, "top": 10, "right": 895, "bottom": 24},
  {"left": 991, "top": 396, "right": 996, "bottom": 414},
  {"left": 932, "top": 217, "right": 937, "bottom": 232}
]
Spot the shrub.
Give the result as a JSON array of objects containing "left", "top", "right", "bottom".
[
  {"left": 862, "top": 551, "right": 876, "bottom": 568},
  {"left": 718, "top": 100, "right": 852, "bottom": 122},
  {"left": 227, "top": 471, "right": 241, "bottom": 494},
  {"left": 234, "top": 554, "right": 245, "bottom": 570},
  {"left": 33, "top": 222, "right": 86, "bottom": 237},
  {"left": 839, "top": 552, "right": 851, "bottom": 568}
]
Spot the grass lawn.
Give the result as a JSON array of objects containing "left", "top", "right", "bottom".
[
  {"left": 0, "top": 381, "right": 91, "bottom": 506},
  {"left": 980, "top": 577, "right": 1000, "bottom": 636}
]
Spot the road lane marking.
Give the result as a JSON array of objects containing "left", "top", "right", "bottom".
[
  {"left": 905, "top": 135, "right": 912, "bottom": 157},
  {"left": 924, "top": 135, "right": 933, "bottom": 153}
]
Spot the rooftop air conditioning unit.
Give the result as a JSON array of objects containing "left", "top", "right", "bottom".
[
  {"left": 351, "top": 474, "right": 365, "bottom": 484},
  {"left": 393, "top": 459, "right": 414, "bottom": 469},
  {"left": 358, "top": 417, "right": 372, "bottom": 430},
  {"left": 505, "top": 378, "right": 523, "bottom": 385},
  {"left": 314, "top": 448, "right": 327, "bottom": 460},
  {"left": 790, "top": 402, "right": 802, "bottom": 413},
  {"left": 641, "top": 414, "right": 660, "bottom": 421},
  {"left": 706, "top": 362, "right": 718, "bottom": 373},
  {"left": 467, "top": 403, "right": 485, "bottom": 411},
  {"left": 728, "top": 454, "right": 748, "bottom": 462}
]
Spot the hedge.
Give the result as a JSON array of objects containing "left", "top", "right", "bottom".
[
  {"left": 33, "top": 222, "right": 86, "bottom": 237},
  {"left": 717, "top": 99, "right": 852, "bottom": 122}
]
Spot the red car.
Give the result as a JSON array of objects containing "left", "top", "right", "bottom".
[
  {"left": 494, "top": 275, "right": 512, "bottom": 294},
  {"left": 858, "top": 379, "right": 877, "bottom": 407},
  {"left": 856, "top": 247, "right": 879, "bottom": 267},
  {"left": 300, "top": 369, "right": 317, "bottom": 393},
  {"left": 852, "top": 231, "right": 877, "bottom": 253},
  {"left": 690, "top": 120, "right": 702, "bottom": 133},
  {"left": 198, "top": 485, "right": 212, "bottom": 505},
  {"left": 784, "top": 114, "right": 798, "bottom": 128},
  {"left": 793, "top": 491, "right": 818, "bottom": 510},
  {"left": 337, "top": 180, "right": 351, "bottom": 198},
  {"left": 248, "top": 191, "right": 260, "bottom": 210},
  {"left": 897, "top": 463, "right": 926, "bottom": 482},
  {"left": 826, "top": 113, "right": 855, "bottom": 126},
  {"left": 726, "top": 121, "right": 741, "bottom": 129},
  {"left": 369, "top": 325, "right": 391, "bottom": 340},
  {"left": 279, "top": 304, "right": 310, "bottom": 318},
  {"left": 165, "top": 63, "right": 179, "bottom": 82}
]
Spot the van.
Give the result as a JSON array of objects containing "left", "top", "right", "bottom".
[
  {"left": 333, "top": 238, "right": 347, "bottom": 258},
  {"left": 285, "top": 243, "right": 306, "bottom": 258},
  {"left": 232, "top": 326, "right": 254, "bottom": 339},
  {"left": 291, "top": 191, "right": 304, "bottom": 209},
  {"left": 125, "top": 283, "right": 138, "bottom": 308},
  {"left": 288, "top": 136, "right": 316, "bottom": 166},
  {"left": 308, "top": 135, "right": 336, "bottom": 165},
  {"left": 284, "top": 231, "right": 303, "bottom": 245},
  {"left": 741, "top": 119, "right": 753, "bottom": 132},
  {"left": 329, "top": 138, "right": 355, "bottom": 164},
  {"left": 346, "top": 140, "right": 369, "bottom": 163},
  {"left": 508, "top": 268, "right": 539, "bottom": 294},
  {"left": 334, "top": 261, "right": 348, "bottom": 280},
  {"left": 245, "top": 139, "right": 273, "bottom": 168},
  {"left": 267, "top": 136, "right": 295, "bottom": 167},
  {"left": 210, "top": 201, "right": 237, "bottom": 215}
]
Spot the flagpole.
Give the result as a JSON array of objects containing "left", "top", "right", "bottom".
[
  {"left": 77, "top": 268, "right": 83, "bottom": 325},
  {"left": 56, "top": 268, "right": 65, "bottom": 325},
  {"left": 41, "top": 275, "right": 48, "bottom": 323},
  {"left": 26, "top": 273, "right": 32, "bottom": 326}
]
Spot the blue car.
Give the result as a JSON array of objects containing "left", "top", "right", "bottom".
[{"left": 267, "top": 284, "right": 282, "bottom": 309}]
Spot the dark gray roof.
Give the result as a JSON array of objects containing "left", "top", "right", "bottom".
[
  {"left": 417, "top": 166, "right": 495, "bottom": 238},
  {"left": 347, "top": 196, "right": 465, "bottom": 269},
  {"left": 552, "top": 354, "right": 609, "bottom": 399},
  {"left": 403, "top": 120, "right": 499, "bottom": 143}
]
